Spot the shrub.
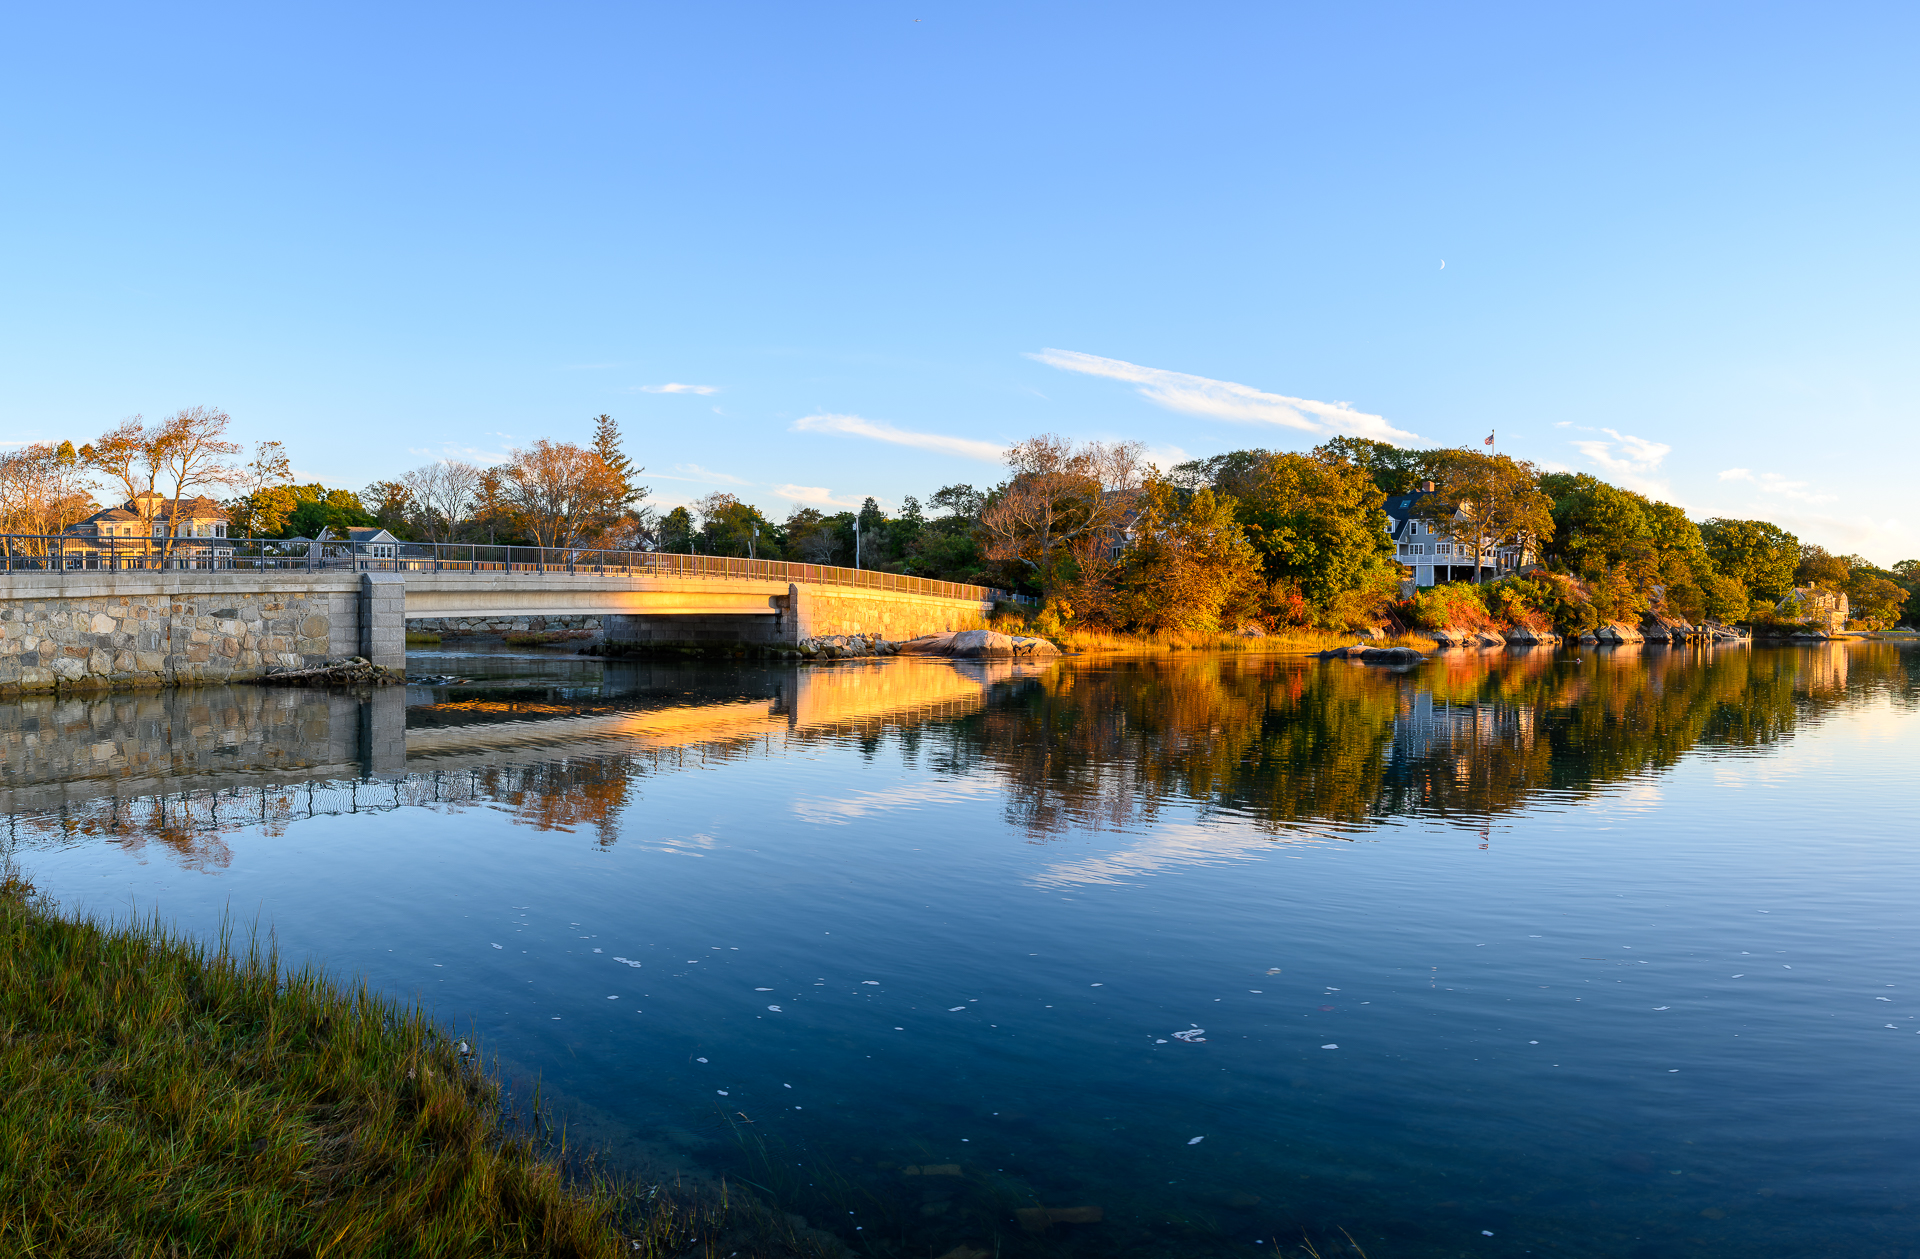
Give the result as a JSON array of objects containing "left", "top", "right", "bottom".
[{"left": 1407, "top": 582, "right": 1495, "bottom": 632}]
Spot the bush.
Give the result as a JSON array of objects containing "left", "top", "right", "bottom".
[{"left": 1407, "top": 582, "right": 1495, "bottom": 631}]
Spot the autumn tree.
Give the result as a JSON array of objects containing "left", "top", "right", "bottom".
[
  {"left": 0, "top": 444, "right": 96, "bottom": 544},
  {"left": 1418, "top": 451, "right": 1553, "bottom": 578},
  {"left": 500, "top": 440, "right": 627, "bottom": 550},
  {"left": 1104, "top": 480, "right": 1265, "bottom": 632},
  {"left": 979, "top": 434, "right": 1146, "bottom": 603}
]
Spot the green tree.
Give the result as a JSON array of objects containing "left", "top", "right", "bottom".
[
  {"left": 1701, "top": 518, "right": 1799, "bottom": 602},
  {"left": 657, "top": 506, "right": 695, "bottom": 553},
  {"left": 1197, "top": 449, "right": 1399, "bottom": 612},
  {"left": 1420, "top": 451, "right": 1553, "bottom": 578},
  {"left": 1793, "top": 544, "right": 1850, "bottom": 590},
  {"left": 1311, "top": 437, "right": 1429, "bottom": 496}
]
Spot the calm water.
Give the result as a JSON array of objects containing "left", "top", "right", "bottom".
[{"left": 6, "top": 643, "right": 1919, "bottom": 1258}]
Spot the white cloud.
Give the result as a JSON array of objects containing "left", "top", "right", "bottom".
[
  {"left": 791, "top": 413, "right": 1006, "bottom": 462},
  {"left": 1143, "top": 442, "right": 1191, "bottom": 470},
  {"left": 633, "top": 382, "right": 720, "bottom": 395},
  {"left": 1027, "top": 348, "right": 1421, "bottom": 444},
  {"left": 1570, "top": 427, "right": 1671, "bottom": 476},
  {"left": 670, "top": 463, "right": 750, "bottom": 486},
  {"left": 772, "top": 484, "right": 865, "bottom": 510},
  {"left": 1713, "top": 468, "right": 1835, "bottom": 505}
]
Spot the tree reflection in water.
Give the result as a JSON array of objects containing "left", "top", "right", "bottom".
[{"left": 0, "top": 644, "right": 1912, "bottom": 867}]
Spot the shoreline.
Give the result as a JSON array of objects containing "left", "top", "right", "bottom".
[{"left": 0, "top": 865, "right": 837, "bottom": 1258}]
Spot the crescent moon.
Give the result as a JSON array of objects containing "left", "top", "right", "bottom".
[{"left": 1439, "top": 260, "right": 1446, "bottom": 269}]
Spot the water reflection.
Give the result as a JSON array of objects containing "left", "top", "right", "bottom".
[
  {"left": 3, "top": 644, "right": 1911, "bottom": 864},
  {"left": 5, "top": 642, "right": 1920, "bottom": 1258}
]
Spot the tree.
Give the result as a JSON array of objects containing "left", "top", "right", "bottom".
[
  {"left": 149, "top": 407, "right": 242, "bottom": 558},
  {"left": 0, "top": 444, "right": 96, "bottom": 545},
  {"left": 1200, "top": 450, "right": 1399, "bottom": 614},
  {"left": 587, "top": 415, "right": 649, "bottom": 543},
  {"left": 1105, "top": 480, "right": 1265, "bottom": 632},
  {"left": 979, "top": 434, "right": 1146, "bottom": 600},
  {"left": 657, "top": 506, "right": 695, "bottom": 553},
  {"left": 1793, "top": 544, "right": 1850, "bottom": 590},
  {"left": 1311, "top": 437, "right": 1429, "bottom": 496},
  {"left": 284, "top": 488, "right": 374, "bottom": 540},
  {"left": 81, "top": 416, "right": 161, "bottom": 509},
  {"left": 363, "top": 480, "right": 414, "bottom": 537},
  {"left": 1700, "top": 518, "right": 1799, "bottom": 602},
  {"left": 695, "top": 493, "right": 778, "bottom": 558},
  {"left": 499, "top": 440, "right": 628, "bottom": 550},
  {"left": 1419, "top": 451, "right": 1553, "bottom": 577},
  {"left": 398, "top": 460, "right": 483, "bottom": 543},
  {"left": 228, "top": 441, "right": 293, "bottom": 543}
]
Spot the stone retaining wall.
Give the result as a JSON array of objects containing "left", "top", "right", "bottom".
[
  {"left": 0, "top": 576, "right": 359, "bottom": 694},
  {"left": 407, "top": 614, "right": 602, "bottom": 636}
]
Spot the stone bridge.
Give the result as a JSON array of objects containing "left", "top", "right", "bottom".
[{"left": 0, "top": 567, "right": 1001, "bottom": 693}]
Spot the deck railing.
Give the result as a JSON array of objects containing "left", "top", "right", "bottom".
[{"left": 0, "top": 535, "right": 1029, "bottom": 605}]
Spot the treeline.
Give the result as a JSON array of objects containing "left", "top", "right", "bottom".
[
  {"left": 4, "top": 406, "right": 1910, "bottom": 630},
  {"left": 844, "top": 434, "right": 1914, "bottom": 634}
]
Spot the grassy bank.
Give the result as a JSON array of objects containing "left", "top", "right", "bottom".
[
  {"left": 982, "top": 613, "right": 1436, "bottom": 655},
  {"left": 0, "top": 865, "right": 839, "bottom": 1258}
]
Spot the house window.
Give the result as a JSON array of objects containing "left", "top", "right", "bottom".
[
  {"left": 214, "top": 523, "right": 226, "bottom": 538},
  {"left": 1438, "top": 544, "right": 1452, "bottom": 555},
  {"left": 370, "top": 544, "right": 395, "bottom": 560},
  {"left": 153, "top": 521, "right": 165, "bottom": 537}
]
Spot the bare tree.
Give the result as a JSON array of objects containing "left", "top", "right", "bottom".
[
  {"left": 150, "top": 407, "right": 242, "bottom": 559},
  {"left": 979, "top": 434, "right": 1147, "bottom": 598},
  {"left": 401, "top": 460, "right": 483, "bottom": 542},
  {"left": 231, "top": 440, "right": 292, "bottom": 544},
  {"left": 499, "top": 440, "right": 626, "bottom": 550}
]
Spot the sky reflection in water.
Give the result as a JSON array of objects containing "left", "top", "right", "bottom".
[{"left": 5, "top": 643, "right": 1918, "bottom": 1259}]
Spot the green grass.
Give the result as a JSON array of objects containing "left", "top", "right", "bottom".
[
  {"left": 405, "top": 631, "right": 444, "bottom": 646},
  {"left": 0, "top": 863, "right": 844, "bottom": 1258}
]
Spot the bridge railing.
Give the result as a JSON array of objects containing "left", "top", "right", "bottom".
[{"left": 0, "top": 535, "right": 1029, "bottom": 605}]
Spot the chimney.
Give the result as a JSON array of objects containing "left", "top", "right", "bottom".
[{"left": 1420, "top": 480, "right": 1435, "bottom": 493}]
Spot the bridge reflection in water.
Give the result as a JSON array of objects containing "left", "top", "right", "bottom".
[{"left": 0, "top": 642, "right": 1906, "bottom": 871}]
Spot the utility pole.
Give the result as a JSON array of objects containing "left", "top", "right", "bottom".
[{"left": 854, "top": 520, "right": 861, "bottom": 569}]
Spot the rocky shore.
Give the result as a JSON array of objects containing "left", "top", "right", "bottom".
[{"left": 584, "top": 629, "right": 1064, "bottom": 662}]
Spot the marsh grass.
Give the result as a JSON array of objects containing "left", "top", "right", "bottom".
[
  {"left": 405, "top": 631, "right": 444, "bottom": 646},
  {"left": 0, "top": 863, "right": 838, "bottom": 1258}
]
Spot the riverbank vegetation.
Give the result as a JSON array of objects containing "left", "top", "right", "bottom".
[
  {"left": 0, "top": 863, "right": 858, "bottom": 1259},
  {"left": 3, "top": 407, "right": 1912, "bottom": 638}
]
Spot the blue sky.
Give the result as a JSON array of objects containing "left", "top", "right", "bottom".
[{"left": 3, "top": 3, "right": 1915, "bottom": 561}]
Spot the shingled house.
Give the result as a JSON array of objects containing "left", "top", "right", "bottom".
[
  {"left": 1775, "top": 586, "right": 1849, "bottom": 633},
  {"left": 61, "top": 491, "right": 232, "bottom": 563},
  {"left": 1382, "top": 481, "right": 1536, "bottom": 589}
]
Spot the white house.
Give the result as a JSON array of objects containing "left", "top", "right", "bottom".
[{"left": 1382, "top": 481, "right": 1535, "bottom": 589}]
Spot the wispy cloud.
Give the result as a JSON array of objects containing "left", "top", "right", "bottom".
[
  {"left": 668, "top": 463, "right": 750, "bottom": 486},
  {"left": 772, "top": 484, "right": 867, "bottom": 510},
  {"left": 1027, "top": 348, "right": 1421, "bottom": 444},
  {"left": 791, "top": 413, "right": 1006, "bottom": 462},
  {"left": 633, "top": 382, "right": 720, "bottom": 395},
  {"left": 1715, "top": 467, "right": 1836, "bottom": 504},
  {"left": 1570, "top": 428, "right": 1671, "bottom": 476}
]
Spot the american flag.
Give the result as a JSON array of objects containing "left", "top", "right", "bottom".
[{"left": 1484, "top": 431, "right": 1495, "bottom": 446}]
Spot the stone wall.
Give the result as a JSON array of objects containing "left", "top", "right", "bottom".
[
  {"left": 789, "top": 586, "right": 992, "bottom": 642},
  {"left": 0, "top": 573, "right": 360, "bottom": 694},
  {"left": 408, "top": 614, "right": 602, "bottom": 636}
]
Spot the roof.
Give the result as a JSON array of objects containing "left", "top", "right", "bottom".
[
  {"left": 1382, "top": 489, "right": 1432, "bottom": 521},
  {"left": 345, "top": 527, "right": 399, "bottom": 544}
]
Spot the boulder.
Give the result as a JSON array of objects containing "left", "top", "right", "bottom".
[
  {"left": 1355, "top": 626, "right": 1386, "bottom": 641},
  {"left": 1474, "top": 630, "right": 1507, "bottom": 648},
  {"left": 1238, "top": 623, "right": 1267, "bottom": 638},
  {"left": 1428, "top": 628, "right": 1461, "bottom": 647},
  {"left": 897, "top": 630, "right": 1061, "bottom": 658}
]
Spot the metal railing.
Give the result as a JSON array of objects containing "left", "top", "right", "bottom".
[{"left": 0, "top": 535, "right": 1030, "bottom": 604}]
